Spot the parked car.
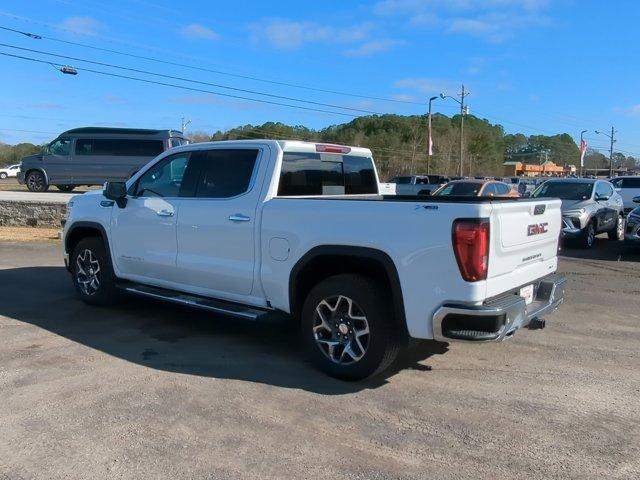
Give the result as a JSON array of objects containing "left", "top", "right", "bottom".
[
  {"left": 505, "top": 177, "right": 537, "bottom": 195},
  {"left": 0, "top": 164, "right": 20, "bottom": 179},
  {"left": 531, "top": 178, "right": 624, "bottom": 248},
  {"left": 433, "top": 180, "right": 520, "bottom": 198},
  {"left": 17, "top": 127, "right": 187, "bottom": 192},
  {"left": 609, "top": 176, "right": 640, "bottom": 215},
  {"left": 387, "top": 174, "right": 450, "bottom": 195},
  {"left": 63, "top": 140, "right": 566, "bottom": 380},
  {"left": 624, "top": 196, "right": 640, "bottom": 247}
]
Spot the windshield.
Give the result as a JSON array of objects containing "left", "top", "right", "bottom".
[
  {"left": 434, "top": 182, "right": 482, "bottom": 196},
  {"left": 532, "top": 182, "right": 593, "bottom": 200}
]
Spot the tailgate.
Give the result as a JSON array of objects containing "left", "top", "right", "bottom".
[{"left": 487, "top": 199, "right": 562, "bottom": 282}]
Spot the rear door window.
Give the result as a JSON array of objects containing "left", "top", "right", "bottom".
[
  {"left": 191, "top": 149, "right": 259, "bottom": 198},
  {"left": 278, "top": 152, "right": 377, "bottom": 196}
]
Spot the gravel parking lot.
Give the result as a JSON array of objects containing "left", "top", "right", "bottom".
[{"left": 0, "top": 239, "right": 638, "bottom": 479}]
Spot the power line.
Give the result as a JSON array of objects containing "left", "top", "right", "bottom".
[
  {"left": 0, "top": 50, "right": 366, "bottom": 118},
  {"left": 0, "top": 22, "right": 428, "bottom": 107},
  {"left": 0, "top": 42, "right": 390, "bottom": 116}
]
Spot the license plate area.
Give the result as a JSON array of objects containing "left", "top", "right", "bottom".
[{"left": 520, "top": 284, "right": 534, "bottom": 305}]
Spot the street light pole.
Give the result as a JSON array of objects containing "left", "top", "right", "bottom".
[
  {"left": 441, "top": 85, "right": 469, "bottom": 176},
  {"left": 427, "top": 95, "right": 438, "bottom": 175},
  {"left": 595, "top": 127, "right": 616, "bottom": 178}
]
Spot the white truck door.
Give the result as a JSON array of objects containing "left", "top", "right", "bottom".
[
  {"left": 111, "top": 151, "right": 193, "bottom": 282},
  {"left": 175, "top": 147, "right": 265, "bottom": 297}
]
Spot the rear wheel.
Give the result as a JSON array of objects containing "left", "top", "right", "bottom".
[
  {"left": 26, "top": 170, "right": 48, "bottom": 192},
  {"left": 56, "top": 185, "right": 76, "bottom": 192},
  {"left": 300, "top": 274, "right": 400, "bottom": 381},
  {"left": 580, "top": 220, "right": 596, "bottom": 249},
  {"left": 607, "top": 214, "right": 624, "bottom": 241},
  {"left": 71, "top": 237, "right": 119, "bottom": 305}
]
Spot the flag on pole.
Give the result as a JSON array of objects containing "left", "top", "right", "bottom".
[
  {"left": 579, "top": 138, "right": 587, "bottom": 167},
  {"left": 428, "top": 112, "right": 433, "bottom": 156}
]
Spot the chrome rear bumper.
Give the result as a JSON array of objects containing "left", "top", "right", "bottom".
[{"left": 432, "top": 273, "right": 566, "bottom": 342}]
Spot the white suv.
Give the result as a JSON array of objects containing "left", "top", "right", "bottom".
[
  {"left": 610, "top": 176, "right": 640, "bottom": 214},
  {"left": 0, "top": 164, "right": 20, "bottom": 179}
]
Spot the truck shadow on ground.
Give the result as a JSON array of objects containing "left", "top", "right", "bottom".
[
  {"left": 560, "top": 236, "right": 640, "bottom": 262},
  {"left": 0, "top": 266, "right": 447, "bottom": 395}
]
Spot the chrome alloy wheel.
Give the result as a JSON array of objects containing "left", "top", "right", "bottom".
[
  {"left": 27, "top": 172, "right": 45, "bottom": 191},
  {"left": 75, "top": 249, "right": 101, "bottom": 296},
  {"left": 313, "top": 295, "right": 370, "bottom": 365},
  {"left": 616, "top": 216, "right": 625, "bottom": 239},
  {"left": 586, "top": 222, "right": 595, "bottom": 247}
]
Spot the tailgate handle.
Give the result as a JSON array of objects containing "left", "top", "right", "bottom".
[{"left": 534, "top": 204, "right": 546, "bottom": 215}]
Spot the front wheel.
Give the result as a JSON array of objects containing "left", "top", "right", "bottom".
[
  {"left": 608, "top": 214, "right": 624, "bottom": 241},
  {"left": 26, "top": 170, "right": 49, "bottom": 192},
  {"left": 0, "top": 172, "right": 7, "bottom": 179},
  {"left": 56, "top": 185, "right": 76, "bottom": 192},
  {"left": 580, "top": 220, "right": 596, "bottom": 249},
  {"left": 300, "top": 274, "right": 400, "bottom": 381},
  {"left": 71, "top": 237, "right": 119, "bottom": 305}
]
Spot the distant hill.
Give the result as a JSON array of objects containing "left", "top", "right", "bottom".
[{"left": 208, "top": 114, "right": 589, "bottom": 179}]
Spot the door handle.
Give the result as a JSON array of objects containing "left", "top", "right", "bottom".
[
  {"left": 228, "top": 214, "right": 250, "bottom": 222},
  {"left": 156, "top": 209, "right": 174, "bottom": 217}
]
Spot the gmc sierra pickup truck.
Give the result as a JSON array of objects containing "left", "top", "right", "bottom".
[{"left": 63, "top": 140, "right": 566, "bottom": 380}]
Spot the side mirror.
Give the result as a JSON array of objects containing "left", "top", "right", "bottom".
[
  {"left": 633, "top": 196, "right": 640, "bottom": 204},
  {"left": 104, "top": 181, "right": 127, "bottom": 208},
  {"left": 595, "top": 194, "right": 610, "bottom": 201}
]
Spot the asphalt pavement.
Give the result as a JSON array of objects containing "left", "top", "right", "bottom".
[{"left": 0, "top": 239, "right": 638, "bottom": 479}]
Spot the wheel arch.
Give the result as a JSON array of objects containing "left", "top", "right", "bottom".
[
  {"left": 65, "top": 222, "right": 113, "bottom": 270},
  {"left": 24, "top": 167, "right": 49, "bottom": 185},
  {"left": 289, "top": 245, "right": 408, "bottom": 340}
]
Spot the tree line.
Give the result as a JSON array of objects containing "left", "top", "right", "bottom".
[{"left": 2, "top": 114, "right": 638, "bottom": 180}]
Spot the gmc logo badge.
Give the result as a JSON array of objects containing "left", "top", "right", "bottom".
[{"left": 527, "top": 222, "right": 549, "bottom": 236}]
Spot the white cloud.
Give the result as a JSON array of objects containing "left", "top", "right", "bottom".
[
  {"left": 181, "top": 23, "right": 219, "bottom": 40},
  {"left": 30, "top": 102, "right": 64, "bottom": 110},
  {"left": 394, "top": 77, "right": 460, "bottom": 94},
  {"left": 373, "top": 0, "right": 550, "bottom": 42},
  {"left": 448, "top": 12, "right": 549, "bottom": 42},
  {"left": 391, "top": 93, "right": 418, "bottom": 102},
  {"left": 251, "top": 19, "right": 373, "bottom": 50},
  {"left": 624, "top": 105, "right": 640, "bottom": 116},
  {"left": 344, "top": 39, "right": 402, "bottom": 57},
  {"left": 59, "top": 16, "right": 104, "bottom": 36}
]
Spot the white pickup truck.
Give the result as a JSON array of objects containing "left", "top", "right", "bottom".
[{"left": 63, "top": 140, "right": 566, "bottom": 380}]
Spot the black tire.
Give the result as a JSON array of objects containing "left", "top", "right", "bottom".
[
  {"left": 607, "top": 214, "right": 624, "bottom": 241},
  {"left": 580, "top": 220, "right": 596, "bottom": 249},
  {"left": 56, "top": 185, "right": 76, "bottom": 192},
  {"left": 25, "top": 170, "right": 49, "bottom": 192},
  {"left": 70, "top": 237, "right": 119, "bottom": 306},
  {"left": 300, "top": 274, "right": 400, "bottom": 381},
  {"left": 0, "top": 172, "right": 7, "bottom": 179}
]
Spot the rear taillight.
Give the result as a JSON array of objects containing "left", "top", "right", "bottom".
[{"left": 452, "top": 219, "right": 490, "bottom": 282}]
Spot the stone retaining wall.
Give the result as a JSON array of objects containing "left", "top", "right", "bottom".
[{"left": 0, "top": 201, "right": 67, "bottom": 228}]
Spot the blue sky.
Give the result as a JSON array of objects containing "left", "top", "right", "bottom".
[{"left": 1, "top": 0, "right": 640, "bottom": 157}]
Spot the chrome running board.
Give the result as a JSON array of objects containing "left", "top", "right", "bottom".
[{"left": 122, "top": 284, "right": 270, "bottom": 320}]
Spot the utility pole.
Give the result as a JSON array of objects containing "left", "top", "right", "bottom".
[
  {"left": 181, "top": 117, "right": 191, "bottom": 134},
  {"left": 595, "top": 127, "right": 616, "bottom": 178},
  {"left": 609, "top": 126, "right": 615, "bottom": 177},
  {"left": 440, "top": 85, "right": 469, "bottom": 176},
  {"left": 458, "top": 85, "right": 469, "bottom": 177}
]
